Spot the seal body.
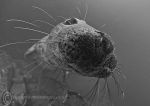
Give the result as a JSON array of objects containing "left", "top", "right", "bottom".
[{"left": 25, "top": 18, "right": 116, "bottom": 78}]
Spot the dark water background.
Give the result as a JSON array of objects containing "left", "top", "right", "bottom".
[{"left": 0, "top": 0, "right": 150, "bottom": 106}]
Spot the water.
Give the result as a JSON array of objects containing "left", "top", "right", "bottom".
[{"left": 1, "top": 0, "right": 150, "bottom": 106}]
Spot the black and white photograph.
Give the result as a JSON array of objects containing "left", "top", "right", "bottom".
[{"left": 0, "top": 0, "right": 150, "bottom": 106}]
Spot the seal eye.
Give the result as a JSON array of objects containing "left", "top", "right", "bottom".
[{"left": 64, "top": 18, "right": 78, "bottom": 25}]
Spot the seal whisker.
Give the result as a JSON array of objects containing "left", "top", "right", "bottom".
[
  {"left": 33, "top": 20, "right": 55, "bottom": 27},
  {"left": 32, "top": 6, "right": 57, "bottom": 22},
  {"left": 14, "top": 27, "right": 49, "bottom": 35},
  {"left": 7, "top": 19, "right": 39, "bottom": 27},
  {"left": 0, "top": 41, "right": 35, "bottom": 48},
  {"left": 57, "top": 16, "right": 67, "bottom": 21},
  {"left": 83, "top": 3, "right": 88, "bottom": 21},
  {"left": 75, "top": 7, "right": 82, "bottom": 18}
]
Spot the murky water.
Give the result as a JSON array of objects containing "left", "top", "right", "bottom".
[{"left": 1, "top": 0, "right": 150, "bottom": 106}]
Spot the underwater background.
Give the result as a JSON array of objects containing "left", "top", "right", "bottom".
[{"left": 0, "top": 0, "right": 150, "bottom": 106}]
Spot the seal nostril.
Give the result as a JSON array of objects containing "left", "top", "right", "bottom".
[{"left": 63, "top": 18, "right": 78, "bottom": 25}]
